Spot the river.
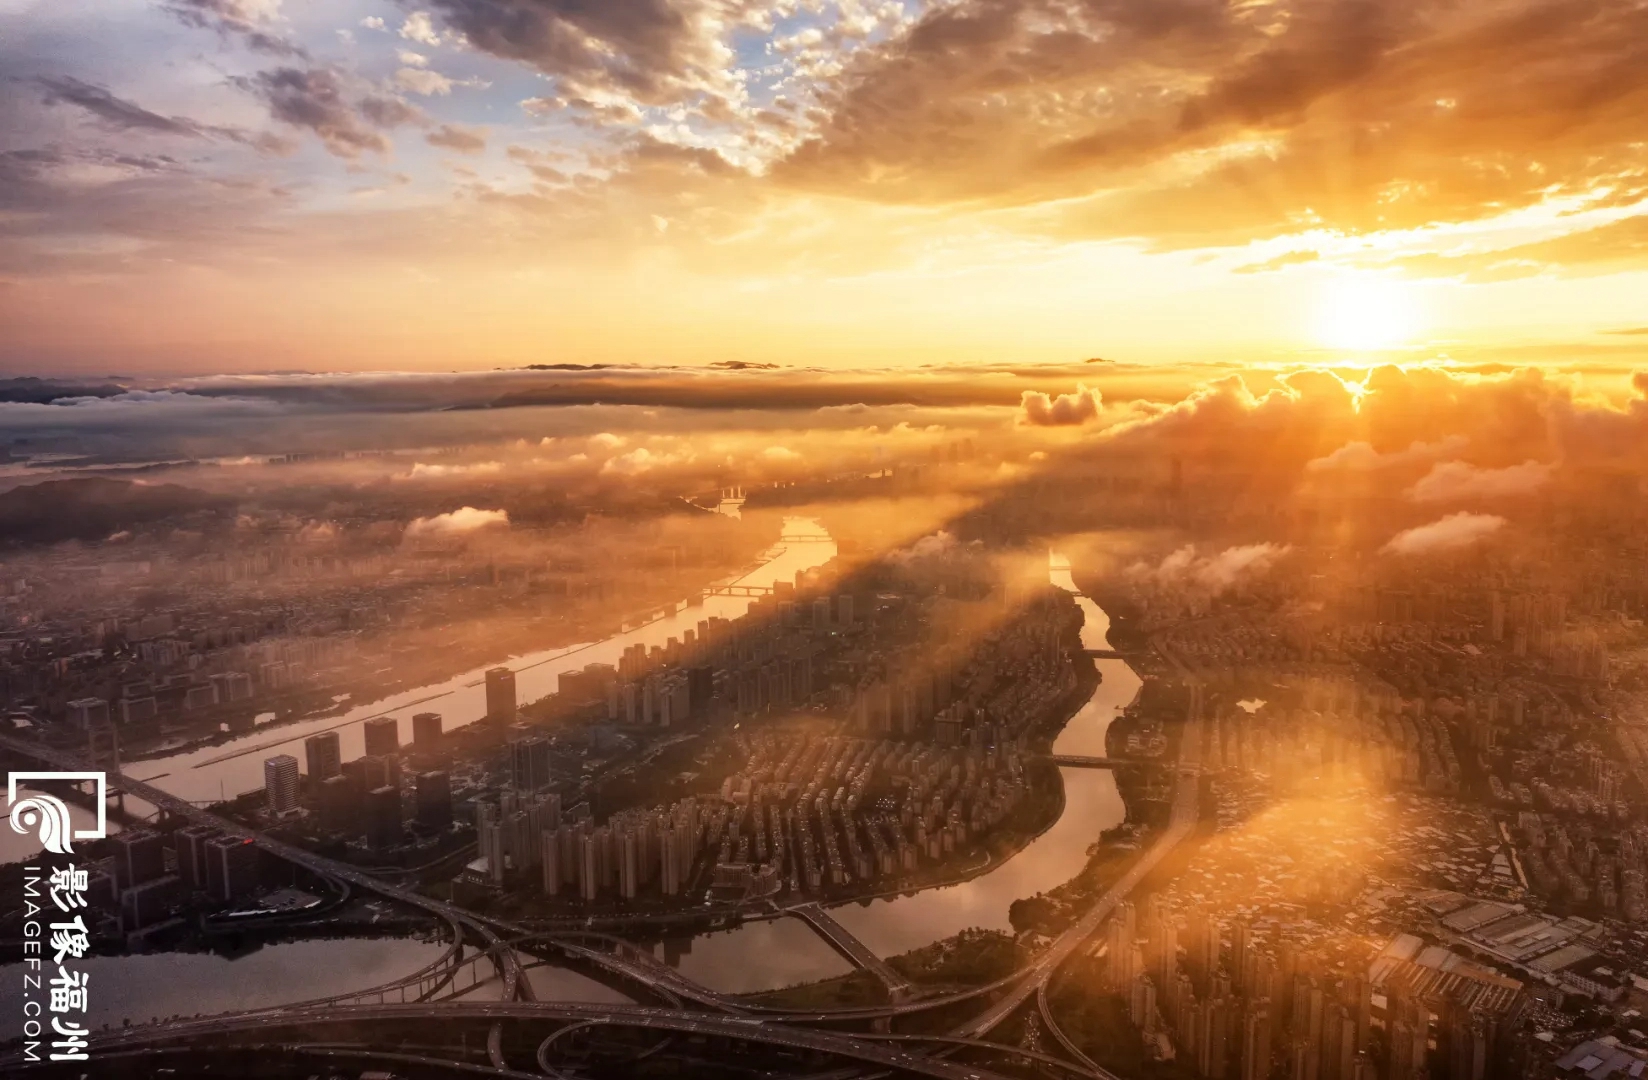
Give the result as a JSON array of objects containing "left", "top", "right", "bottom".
[
  {"left": 665, "top": 551, "right": 1141, "bottom": 990},
  {"left": 1, "top": 516, "right": 837, "bottom": 864},
  {"left": 2, "top": 535, "right": 1141, "bottom": 1016}
]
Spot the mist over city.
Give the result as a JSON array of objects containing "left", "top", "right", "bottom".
[{"left": 4, "top": 2, "right": 1648, "bottom": 1080}]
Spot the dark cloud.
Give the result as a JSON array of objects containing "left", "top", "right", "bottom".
[
  {"left": 234, "top": 68, "right": 424, "bottom": 158},
  {"left": 36, "top": 76, "right": 200, "bottom": 137},
  {"left": 164, "top": 0, "right": 309, "bottom": 58},
  {"left": 417, "top": 0, "right": 708, "bottom": 105},
  {"left": 426, "top": 123, "right": 487, "bottom": 154},
  {"left": 359, "top": 94, "right": 427, "bottom": 129}
]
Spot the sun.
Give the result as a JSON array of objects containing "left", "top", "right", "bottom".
[{"left": 1313, "top": 275, "right": 1424, "bottom": 352}]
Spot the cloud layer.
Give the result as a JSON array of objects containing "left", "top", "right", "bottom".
[{"left": 1381, "top": 512, "right": 1506, "bottom": 556}]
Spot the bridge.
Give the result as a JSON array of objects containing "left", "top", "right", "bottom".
[
  {"left": 1037, "top": 754, "right": 1135, "bottom": 769},
  {"left": 0, "top": 676, "right": 1211, "bottom": 1076},
  {"left": 1081, "top": 648, "right": 1129, "bottom": 660},
  {"left": 788, "top": 903, "right": 914, "bottom": 999},
  {"left": 951, "top": 711, "right": 1203, "bottom": 1040},
  {"left": 706, "top": 583, "right": 776, "bottom": 597}
]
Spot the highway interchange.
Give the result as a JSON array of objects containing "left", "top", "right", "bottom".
[{"left": 1, "top": 652, "right": 1203, "bottom": 1079}]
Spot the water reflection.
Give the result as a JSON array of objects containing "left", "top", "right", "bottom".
[
  {"left": 663, "top": 916, "right": 854, "bottom": 994},
  {"left": 0, "top": 937, "right": 444, "bottom": 1029}
]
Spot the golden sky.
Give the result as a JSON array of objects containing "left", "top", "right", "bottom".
[{"left": 2, "top": 0, "right": 1647, "bottom": 374}]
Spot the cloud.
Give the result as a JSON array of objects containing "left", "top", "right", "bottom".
[
  {"left": 890, "top": 530, "right": 959, "bottom": 565},
  {"left": 400, "top": 11, "right": 443, "bottom": 46},
  {"left": 1126, "top": 543, "right": 1292, "bottom": 596},
  {"left": 407, "top": 460, "right": 502, "bottom": 478},
  {"left": 361, "top": 16, "right": 385, "bottom": 31},
  {"left": 600, "top": 446, "right": 691, "bottom": 475},
  {"left": 1406, "top": 460, "right": 1553, "bottom": 503},
  {"left": 165, "top": 0, "right": 306, "bottom": 57},
  {"left": 426, "top": 123, "right": 487, "bottom": 154},
  {"left": 1018, "top": 384, "right": 1101, "bottom": 426},
  {"left": 1305, "top": 436, "right": 1468, "bottom": 472},
  {"left": 760, "top": 445, "right": 801, "bottom": 463},
  {"left": 236, "top": 67, "right": 396, "bottom": 158},
  {"left": 404, "top": 506, "right": 509, "bottom": 535},
  {"left": 415, "top": 0, "right": 733, "bottom": 115},
  {"left": 1381, "top": 512, "right": 1506, "bottom": 556},
  {"left": 36, "top": 77, "right": 200, "bottom": 137},
  {"left": 774, "top": 0, "right": 1648, "bottom": 256},
  {"left": 395, "top": 68, "right": 455, "bottom": 96},
  {"left": 588, "top": 432, "right": 627, "bottom": 450},
  {"left": 1234, "top": 250, "right": 1321, "bottom": 274}
]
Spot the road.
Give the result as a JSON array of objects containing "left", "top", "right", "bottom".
[
  {"left": 37, "top": 1002, "right": 1022, "bottom": 1080},
  {"left": 789, "top": 902, "right": 915, "bottom": 998},
  {"left": 950, "top": 710, "right": 1202, "bottom": 1039}
]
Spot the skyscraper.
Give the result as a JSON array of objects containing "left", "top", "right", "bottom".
[
  {"left": 412, "top": 711, "right": 443, "bottom": 747},
  {"left": 1241, "top": 1002, "right": 1272, "bottom": 1080},
  {"left": 486, "top": 666, "right": 517, "bottom": 724},
  {"left": 365, "top": 785, "right": 403, "bottom": 850},
  {"left": 415, "top": 771, "right": 452, "bottom": 829},
  {"left": 318, "top": 773, "right": 356, "bottom": 832},
  {"left": 205, "top": 835, "right": 259, "bottom": 901},
  {"left": 509, "top": 730, "right": 553, "bottom": 793},
  {"left": 113, "top": 829, "right": 166, "bottom": 889},
  {"left": 304, "top": 730, "right": 341, "bottom": 782},
  {"left": 175, "top": 824, "right": 220, "bottom": 890},
  {"left": 362, "top": 715, "right": 400, "bottom": 757},
  {"left": 263, "top": 753, "right": 300, "bottom": 815}
]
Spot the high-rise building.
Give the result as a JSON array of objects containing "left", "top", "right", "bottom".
[
  {"left": 304, "top": 731, "right": 341, "bottom": 782},
  {"left": 263, "top": 754, "right": 300, "bottom": 815},
  {"left": 412, "top": 711, "right": 443, "bottom": 747},
  {"left": 1387, "top": 982, "right": 1431, "bottom": 1080},
  {"left": 362, "top": 716, "right": 400, "bottom": 758},
  {"left": 365, "top": 785, "right": 403, "bottom": 850},
  {"left": 1130, "top": 974, "right": 1158, "bottom": 1031},
  {"left": 509, "top": 730, "right": 553, "bottom": 793},
  {"left": 1323, "top": 1005, "right": 1358, "bottom": 1080},
  {"left": 174, "top": 824, "right": 220, "bottom": 890},
  {"left": 120, "top": 874, "right": 184, "bottom": 929},
  {"left": 318, "top": 773, "right": 357, "bottom": 831},
  {"left": 486, "top": 667, "right": 517, "bottom": 724},
  {"left": 67, "top": 697, "right": 110, "bottom": 730},
  {"left": 113, "top": 829, "right": 166, "bottom": 889},
  {"left": 1241, "top": 1002, "right": 1272, "bottom": 1080},
  {"left": 541, "top": 828, "right": 561, "bottom": 896},
  {"left": 356, "top": 753, "right": 400, "bottom": 791},
  {"left": 415, "top": 771, "right": 452, "bottom": 830},
  {"left": 205, "top": 834, "right": 259, "bottom": 901}
]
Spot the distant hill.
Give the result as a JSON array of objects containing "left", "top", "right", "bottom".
[
  {"left": 0, "top": 377, "right": 128, "bottom": 404},
  {"left": 0, "top": 477, "right": 231, "bottom": 545}
]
